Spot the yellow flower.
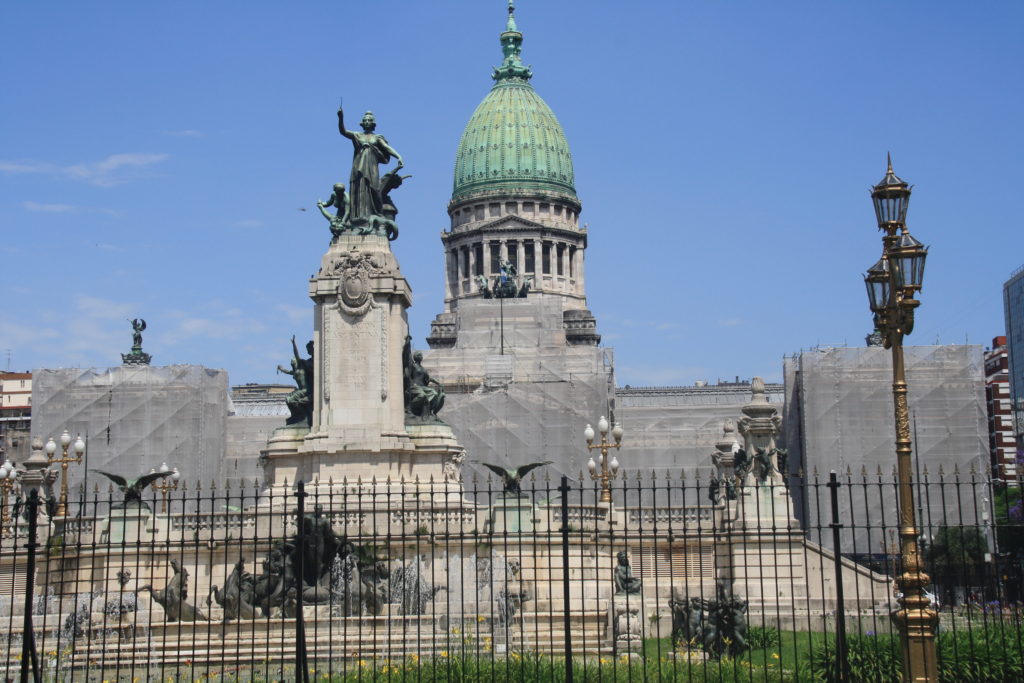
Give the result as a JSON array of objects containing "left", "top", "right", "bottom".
[
  {"left": 358, "top": 659, "right": 367, "bottom": 667},
  {"left": 771, "top": 652, "right": 780, "bottom": 660},
  {"left": 477, "top": 614, "right": 486, "bottom": 622},
  {"left": 451, "top": 627, "right": 460, "bottom": 634},
  {"left": 440, "top": 650, "right": 449, "bottom": 658},
  {"left": 599, "top": 657, "right": 609, "bottom": 665}
]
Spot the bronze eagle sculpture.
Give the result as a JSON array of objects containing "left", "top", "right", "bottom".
[
  {"left": 477, "top": 461, "right": 552, "bottom": 496},
  {"left": 92, "top": 469, "right": 174, "bottom": 510}
]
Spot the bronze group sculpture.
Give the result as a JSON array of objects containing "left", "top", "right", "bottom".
[
  {"left": 207, "top": 559, "right": 258, "bottom": 622},
  {"left": 667, "top": 583, "right": 749, "bottom": 658},
  {"left": 335, "top": 107, "right": 408, "bottom": 240}
]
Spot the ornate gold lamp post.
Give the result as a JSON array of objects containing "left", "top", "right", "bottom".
[
  {"left": 863, "top": 156, "right": 937, "bottom": 682},
  {"left": 44, "top": 430, "right": 85, "bottom": 518},
  {"left": 0, "top": 460, "right": 20, "bottom": 535},
  {"left": 584, "top": 416, "right": 624, "bottom": 504},
  {"left": 150, "top": 462, "right": 180, "bottom": 514}
]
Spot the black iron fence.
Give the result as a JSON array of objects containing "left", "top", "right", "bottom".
[{"left": 0, "top": 469, "right": 1022, "bottom": 681}]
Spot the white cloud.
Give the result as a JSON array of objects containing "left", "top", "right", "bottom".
[
  {"left": 75, "top": 295, "right": 136, "bottom": 320},
  {"left": 23, "top": 201, "right": 77, "bottom": 213},
  {"left": 0, "top": 153, "right": 169, "bottom": 187},
  {"left": 23, "top": 201, "right": 123, "bottom": 216},
  {"left": 275, "top": 303, "right": 310, "bottom": 324},
  {"left": 159, "top": 306, "right": 267, "bottom": 346}
]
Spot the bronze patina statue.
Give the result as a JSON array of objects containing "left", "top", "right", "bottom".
[
  {"left": 277, "top": 336, "right": 313, "bottom": 427},
  {"left": 337, "top": 106, "right": 406, "bottom": 238},
  {"left": 137, "top": 559, "right": 208, "bottom": 623},
  {"left": 317, "top": 183, "right": 350, "bottom": 238},
  {"left": 402, "top": 335, "right": 445, "bottom": 421},
  {"left": 92, "top": 468, "right": 175, "bottom": 511},
  {"left": 478, "top": 460, "right": 552, "bottom": 496},
  {"left": 122, "top": 318, "right": 152, "bottom": 365},
  {"left": 614, "top": 550, "right": 642, "bottom": 595}
]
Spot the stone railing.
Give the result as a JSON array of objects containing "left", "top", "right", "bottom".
[{"left": 625, "top": 506, "right": 716, "bottom": 529}]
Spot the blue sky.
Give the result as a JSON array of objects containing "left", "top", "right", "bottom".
[{"left": 2, "top": 1, "right": 1022, "bottom": 387}]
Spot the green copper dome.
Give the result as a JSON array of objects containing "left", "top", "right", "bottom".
[{"left": 452, "top": 2, "right": 576, "bottom": 202}]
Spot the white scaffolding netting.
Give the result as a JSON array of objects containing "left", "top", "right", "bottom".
[
  {"left": 785, "top": 345, "right": 989, "bottom": 553},
  {"left": 30, "top": 365, "right": 229, "bottom": 500}
]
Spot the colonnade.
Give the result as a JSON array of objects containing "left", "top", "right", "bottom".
[{"left": 444, "top": 235, "right": 585, "bottom": 300}]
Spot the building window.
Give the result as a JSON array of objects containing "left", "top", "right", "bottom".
[
  {"left": 489, "top": 203, "right": 501, "bottom": 217},
  {"left": 474, "top": 243, "right": 484, "bottom": 275},
  {"left": 553, "top": 205, "right": 562, "bottom": 216},
  {"left": 556, "top": 244, "right": 565, "bottom": 275},
  {"left": 525, "top": 243, "right": 535, "bottom": 273},
  {"left": 490, "top": 242, "right": 501, "bottom": 274},
  {"left": 505, "top": 202, "right": 518, "bottom": 215},
  {"left": 539, "top": 203, "right": 549, "bottom": 214},
  {"left": 507, "top": 241, "right": 518, "bottom": 271},
  {"left": 523, "top": 202, "right": 534, "bottom": 213},
  {"left": 569, "top": 246, "right": 576, "bottom": 277},
  {"left": 462, "top": 248, "right": 469, "bottom": 278},
  {"left": 474, "top": 205, "right": 485, "bottom": 221},
  {"left": 542, "top": 243, "right": 551, "bottom": 274}
]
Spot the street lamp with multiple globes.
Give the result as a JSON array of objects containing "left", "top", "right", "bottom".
[
  {"left": 44, "top": 430, "right": 85, "bottom": 518},
  {"left": 0, "top": 460, "right": 20, "bottom": 535},
  {"left": 584, "top": 416, "right": 624, "bottom": 504},
  {"left": 150, "top": 462, "right": 181, "bottom": 514},
  {"left": 863, "top": 155, "right": 938, "bottom": 681}
]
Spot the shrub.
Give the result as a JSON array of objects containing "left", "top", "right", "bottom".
[
  {"left": 937, "top": 624, "right": 1024, "bottom": 682},
  {"left": 809, "top": 633, "right": 902, "bottom": 682},
  {"left": 748, "top": 626, "right": 782, "bottom": 650}
]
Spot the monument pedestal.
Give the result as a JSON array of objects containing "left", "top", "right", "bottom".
[
  {"left": 608, "top": 594, "right": 644, "bottom": 655},
  {"left": 99, "top": 506, "right": 164, "bottom": 544},
  {"left": 488, "top": 495, "right": 535, "bottom": 533},
  {"left": 259, "top": 231, "right": 468, "bottom": 501}
]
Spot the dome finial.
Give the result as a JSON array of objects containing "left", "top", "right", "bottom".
[{"left": 493, "top": 0, "right": 532, "bottom": 82}]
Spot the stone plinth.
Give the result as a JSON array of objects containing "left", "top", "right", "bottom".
[
  {"left": 303, "top": 234, "right": 412, "bottom": 454},
  {"left": 99, "top": 506, "right": 163, "bottom": 544},
  {"left": 260, "top": 232, "right": 469, "bottom": 494},
  {"left": 489, "top": 495, "right": 535, "bottom": 533},
  {"left": 609, "top": 594, "right": 644, "bottom": 654}
]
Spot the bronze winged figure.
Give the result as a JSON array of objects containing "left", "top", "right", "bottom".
[
  {"left": 92, "top": 469, "right": 174, "bottom": 510},
  {"left": 477, "top": 461, "right": 552, "bottom": 496}
]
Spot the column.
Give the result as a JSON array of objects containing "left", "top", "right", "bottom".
[
  {"left": 469, "top": 242, "right": 477, "bottom": 281},
  {"left": 516, "top": 241, "right": 525, "bottom": 274},
  {"left": 499, "top": 239, "right": 508, "bottom": 263},
  {"left": 445, "top": 249, "right": 455, "bottom": 300},
  {"left": 575, "top": 245, "right": 586, "bottom": 295}
]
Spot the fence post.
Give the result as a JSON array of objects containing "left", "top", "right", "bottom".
[
  {"left": 827, "top": 471, "right": 848, "bottom": 682},
  {"left": 294, "top": 480, "right": 309, "bottom": 683},
  {"left": 559, "top": 475, "right": 573, "bottom": 683},
  {"left": 19, "top": 488, "right": 41, "bottom": 683}
]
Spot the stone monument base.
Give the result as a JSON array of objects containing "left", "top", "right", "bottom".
[{"left": 488, "top": 495, "right": 536, "bottom": 533}]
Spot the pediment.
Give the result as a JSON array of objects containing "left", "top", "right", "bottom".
[{"left": 476, "top": 214, "right": 550, "bottom": 232}]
